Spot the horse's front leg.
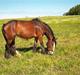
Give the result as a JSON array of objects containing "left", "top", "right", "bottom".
[
  {"left": 38, "top": 36, "right": 45, "bottom": 54},
  {"left": 33, "top": 37, "right": 38, "bottom": 52}
]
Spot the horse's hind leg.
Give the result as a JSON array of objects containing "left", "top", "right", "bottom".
[
  {"left": 5, "top": 38, "right": 21, "bottom": 58},
  {"left": 5, "top": 38, "right": 16, "bottom": 58},
  {"left": 5, "top": 44, "right": 11, "bottom": 58},
  {"left": 8, "top": 38, "right": 21, "bottom": 57},
  {"left": 10, "top": 38, "right": 16, "bottom": 56}
]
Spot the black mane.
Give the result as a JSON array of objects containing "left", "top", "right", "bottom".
[
  {"left": 32, "top": 18, "right": 41, "bottom": 22},
  {"left": 43, "top": 22, "right": 56, "bottom": 45}
]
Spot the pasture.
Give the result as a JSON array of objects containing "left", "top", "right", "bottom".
[{"left": 0, "top": 16, "right": 80, "bottom": 75}]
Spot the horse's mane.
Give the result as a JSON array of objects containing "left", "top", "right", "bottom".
[
  {"left": 32, "top": 18, "right": 55, "bottom": 37},
  {"left": 45, "top": 23, "right": 54, "bottom": 37},
  {"left": 44, "top": 23, "right": 56, "bottom": 45},
  {"left": 32, "top": 18, "right": 56, "bottom": 40}
]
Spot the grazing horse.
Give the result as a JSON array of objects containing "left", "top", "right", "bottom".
[{"left": 2, "top": 18, "right": 56, "bottom": 58}]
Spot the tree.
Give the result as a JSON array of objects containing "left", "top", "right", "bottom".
[{"left": 63, "top": 4, "right": 80, "bottom": 15}]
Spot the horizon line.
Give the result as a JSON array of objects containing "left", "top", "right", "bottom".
[{"left": 0, "top": 15, "right": 63, "bottom": 19}]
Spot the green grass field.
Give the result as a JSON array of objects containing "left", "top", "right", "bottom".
[{"left": 0, "top": 16, "right": 80, "bottom": 75}]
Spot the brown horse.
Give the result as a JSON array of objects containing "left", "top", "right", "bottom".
[{"left": 2, "top": 18, "right": 56, "bottom": 58}]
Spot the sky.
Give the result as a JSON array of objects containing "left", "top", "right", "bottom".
[{"left": 0, "top": 0, "right": 80, "bottom": 19}]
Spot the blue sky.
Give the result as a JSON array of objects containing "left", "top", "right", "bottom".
[{"left": 0, "top": 0, "right": 80, "bottom": 19}]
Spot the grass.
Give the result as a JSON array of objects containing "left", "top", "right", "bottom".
[{"left": 0, "top": 16, "right": 80, "bottom": 75}]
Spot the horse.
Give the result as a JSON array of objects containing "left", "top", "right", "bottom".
[{"left": 2, "top": 18, "right": 56, "bottom": 58}]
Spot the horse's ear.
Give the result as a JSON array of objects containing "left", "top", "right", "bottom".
[{"left": 32, "top": 18, "right": 40, "bottom": 22}]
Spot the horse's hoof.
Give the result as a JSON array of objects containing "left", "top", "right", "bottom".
[
  {"left": 33, "top": 49, "right": 37, "bottom": 52},
  {"left": 4, "top": 52, "right": 11, "bottom": 59},
  {"left": 41, "top": 50, "right": 46, "bottom": 54},
  {"left": 4, "top": 53, "right": 11, "bottom": 59},
  {"left": 48, "top": 51, "right": 53, "bottom": 55},
  {"left": 15, "top": 51, "right": 21, "bottom": 57}
]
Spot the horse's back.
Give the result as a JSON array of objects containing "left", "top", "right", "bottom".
[
  {"left": 15, "top": 20, "right": 37, "bottom": 38},
  {"left": 2, "top": 19, "right": 45, "bottom": 39}
]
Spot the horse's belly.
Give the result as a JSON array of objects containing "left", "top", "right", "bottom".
[
  {"left": 17, "top": 30, "right": 35, "bottom": 39},
  {"left": 22, "top": 32, "right": 34, "bottom": 39}
]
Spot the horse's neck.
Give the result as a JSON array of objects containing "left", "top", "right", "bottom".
[{"left": 45, "top": 31, "right": 53, "bottom": 40}]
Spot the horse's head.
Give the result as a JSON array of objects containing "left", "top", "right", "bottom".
[{"left": 47, "top": 37, "right": 56, "bottom": 55}]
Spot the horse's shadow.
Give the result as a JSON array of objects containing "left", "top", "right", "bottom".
[{"left": 16, "top": 46, "right": 41, "bottom": 52}]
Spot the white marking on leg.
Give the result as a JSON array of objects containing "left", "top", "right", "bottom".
[{"left": 15, "top": 51, "right": 21, "bottom": 57}]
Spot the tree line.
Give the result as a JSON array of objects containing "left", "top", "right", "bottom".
[{"left": 63, "top": 4, "right": 80, "bottom": 15}]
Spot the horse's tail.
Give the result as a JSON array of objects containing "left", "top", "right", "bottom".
[
  {"left": 2, "top": 20, "right": 17, "bottom": 42},
  {"left": 2, "top": 24, "right": 7, "bottom": 42}
]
